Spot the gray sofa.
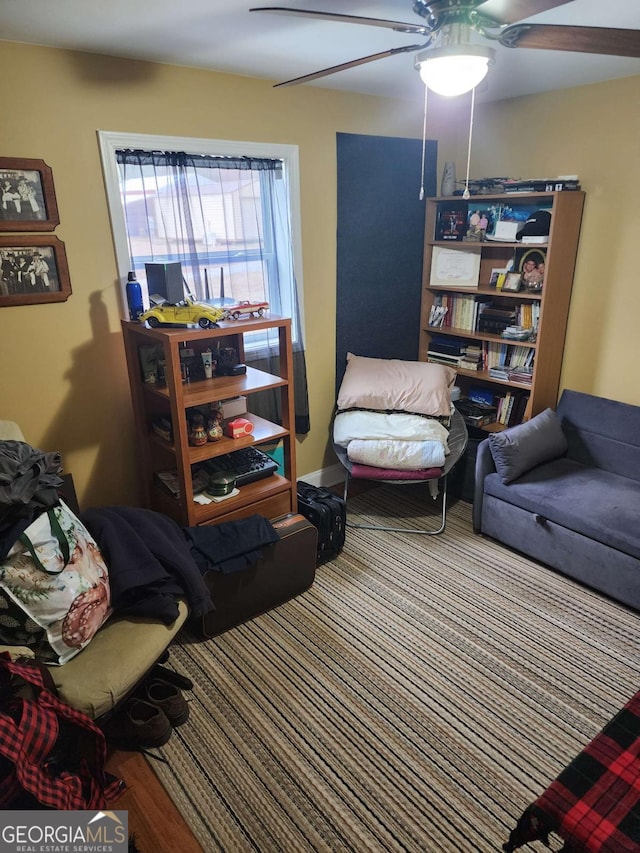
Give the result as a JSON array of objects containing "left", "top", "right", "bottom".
[{"left": 473, "top": 390, "right": 640, "bottom": 610}]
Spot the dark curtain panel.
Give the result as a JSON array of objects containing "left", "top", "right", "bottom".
[{"left": 335, "top": 132, "right": 437, "bottom": 391}]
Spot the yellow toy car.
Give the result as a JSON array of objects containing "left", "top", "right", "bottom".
[{"left": 140, "top": 298, "right": 225, "bottom": 329}]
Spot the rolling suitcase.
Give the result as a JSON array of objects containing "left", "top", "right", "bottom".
[
  {"left": 196, "top": 513, "right": 317, "bottom": 638},
  {"left": 296, "top": 481, "right": 346, "bottom": 565}
]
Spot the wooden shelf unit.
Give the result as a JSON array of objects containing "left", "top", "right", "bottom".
[
  {"left": 420, "top": 191, "right": 585, "bottom": 429},
  {"left": 121, "top": 315, "right": 297, "bottom": 526}
]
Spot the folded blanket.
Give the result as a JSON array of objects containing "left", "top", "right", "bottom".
[
  {"left": 347, "top": 438, "right": 447, "bottom": 469},
  {"left": 334, "top": 411, "right": 451, "bottom": 448},
  {"left": 350, "top": 464, "right": 444, "bottom": 481}
]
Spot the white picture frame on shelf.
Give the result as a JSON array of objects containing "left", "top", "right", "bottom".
[{"left": 429, "top": 246, "right": 481, "bottom": 289}]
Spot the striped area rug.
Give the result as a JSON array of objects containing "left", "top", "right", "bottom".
[{"left": 153, "top": 491, "right": 640, "bottom": 852}]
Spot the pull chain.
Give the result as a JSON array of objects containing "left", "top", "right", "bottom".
[
  {"left": 419, "top": 84, "right": 428, "bottom": 200},
  {"left": 462, "top": 86, "right": 476, "bottom": 200}
]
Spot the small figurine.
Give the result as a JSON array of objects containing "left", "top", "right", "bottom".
[
  {"left": 207, "top": 405, "right": 224, "bottom": 442},
  {"left": 188, "top": 412, "right": 208, "bottom": 446}
]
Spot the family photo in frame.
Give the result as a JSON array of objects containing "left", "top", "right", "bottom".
[
  {"left": 515, "top": 247, "right": 546, "bottom": 291},
  {"left": 0, "top": 157, "right": 60, "bottom": 231},
  {"left": 0, "top": 235, "right": 71, "bottom": 306}
]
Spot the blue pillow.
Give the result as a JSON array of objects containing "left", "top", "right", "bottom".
[{"left": 488, "top": 408, "right": 568, "bottom": 484}]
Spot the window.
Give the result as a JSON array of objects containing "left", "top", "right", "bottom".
[
  {"left": 98, "top": 131, "right": 310, "bottom": 433},
  {"left": 98, "top": 132, "right": 305, "bottom": 346}
]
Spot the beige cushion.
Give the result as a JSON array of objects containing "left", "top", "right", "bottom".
[
  {"left": 0, "top": 421, "right": 25, "bottom": 441},
  {"left": 47, "top": 599, "right": 189, "bottom": 719},
  {"left": 337, "top": 353, "right": 456, "bottom": 417}
]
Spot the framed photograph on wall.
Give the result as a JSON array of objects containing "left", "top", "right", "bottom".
[
  {"left": 0, "top": 235, "right": 72, "bottom": 306},
  {"left": 0, "top": 158, "right": 60, "bottom": 231}
]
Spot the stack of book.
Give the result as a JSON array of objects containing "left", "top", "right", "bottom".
[
  {"left": 477, "top": 304, "right": 517, "bottom": 335},
  {"left": 502, "top": 176, "right": 580, "bottom": 194},
  {"left": 426, "top": 336, "right": 467, "bottom": 367},
  {"left": 427, "top": 336, "right": 486, "bottom": 372},
  {"left": 508, "top": 365, "right": 534, "bottom": 384},
  {"left": 501, "top": 325, "right": 534, "bottom": 341},
  {"left": 488, "top": 364, "right": 511, "bottom": 381},
  {"left": 459, "top": 342, "right": 483, "bottom": 371},
  {"left": 454, "top": 397, "right": 498, "bottom": 427}
]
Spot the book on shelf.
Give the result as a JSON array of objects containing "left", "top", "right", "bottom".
[
  {"left": 428, "top": 335, "right": 467, "bottom": 356},
  {"left": 502, "top": 177, "right": 580, "bottom": 193},
  {"left": 495, "top": 390, "right": 529, "bottom": 426},
  {"left": 508, "top": 366, "right": 534, "bottom": 384},
  {"left": 501, "top": 325, "right": 535, "bottom": 341},
  {"left": 427, "top": 352, "right": 464, "bottom": 366},
  {"left": 488, "top": 365, "right": 511, "bottom": 381}
]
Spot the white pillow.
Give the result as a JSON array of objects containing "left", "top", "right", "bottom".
[{"left": 337, "top": 353, "right": 456, "bottom": 417}]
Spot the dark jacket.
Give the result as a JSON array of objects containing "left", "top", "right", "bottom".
[{"left": 80, "top": 506, "right": 213, "bottom": 623}]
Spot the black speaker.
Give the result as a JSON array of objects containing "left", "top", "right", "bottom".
[{"left": 145, "top": 262, "right": 184, "bottom": 304}]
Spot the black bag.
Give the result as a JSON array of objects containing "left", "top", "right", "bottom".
[{"left": 296, "top": 481, "right": 346, "bottom": 565}]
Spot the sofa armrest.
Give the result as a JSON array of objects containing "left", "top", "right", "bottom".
[{"left": 473, "top": 438, "right": 495, "bottom": 532}]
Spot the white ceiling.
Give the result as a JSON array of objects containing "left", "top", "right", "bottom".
[{"left": 1, "top": 0, "right": 638, "bottom": 102}]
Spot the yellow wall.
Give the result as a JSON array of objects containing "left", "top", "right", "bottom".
[
  {"left": 0, "top": 41, "right": 460, "bottom": 508},
  {"left": 442, "top": 75, "right": 640, "bottom": 406},
  {"left": 1, "top": 39, "right": 637, "bottom": 510}
]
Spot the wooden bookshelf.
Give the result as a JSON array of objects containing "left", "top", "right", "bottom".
[{"left": 420, "top": 191, "right": 585, "bottom": 430}]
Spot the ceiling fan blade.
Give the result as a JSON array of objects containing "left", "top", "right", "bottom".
[
  {"left": 272, "top": 44, "right": 426, "bottom": 88},
  {"left": 474, "top": 0, "right": 573, "bottom": 26},
  {"left": 500, "top": 24, "right": 640, "bottom": 58},
  {"left": 249, "top": 7, "right": 431, "bottom": 36}
]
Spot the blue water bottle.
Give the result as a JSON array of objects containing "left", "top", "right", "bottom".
[{"left": 126, "top": 271, "right": 143, "bottom": 321}]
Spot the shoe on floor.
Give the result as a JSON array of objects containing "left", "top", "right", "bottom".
[
  {"left": 104, "top": 698, "right": 173, "bottom": 749},
  {"left": 143, "top": 678, "right": 190, "bottom": 727},
  {"left": 150, "top": 664, "right": 193, "bottom": 691}
]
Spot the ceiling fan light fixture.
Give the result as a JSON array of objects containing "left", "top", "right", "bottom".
[{"left": 415, "top": 45, "right": 495, "bottom": 97}]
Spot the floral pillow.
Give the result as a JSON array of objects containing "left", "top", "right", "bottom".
[{"left": 0, "top": 501, "right": 111, "bottom": 664}]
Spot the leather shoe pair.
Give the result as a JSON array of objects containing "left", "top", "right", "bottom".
[
  {"left": 142, "top": 677, "right": 190, "bottom": 727},
  {"left": 104, "top": 698, "right": 173, "bottom": 749}
]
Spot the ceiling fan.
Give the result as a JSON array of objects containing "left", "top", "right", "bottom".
[{"left": 249, "top": 1, "right": 640, "bottom": 92}]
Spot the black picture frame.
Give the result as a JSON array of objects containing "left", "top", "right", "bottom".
[
  {"left": 0, "top": 235, "right": 72, "bottom": 306},
  {"left": 0, "top": 158, "right": 60, "bottom": 231}
]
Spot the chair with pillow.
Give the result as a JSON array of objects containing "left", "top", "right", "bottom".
[
  {"left": 0, "top": 421, "right": 190, "bottom": 721},
  {"left": 332, "top": 354, "right": 468, "bottom": 535}
]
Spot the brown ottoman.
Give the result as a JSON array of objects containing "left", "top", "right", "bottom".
[{"left": 196, "top": 513, "right": 317, "bottom": 638}]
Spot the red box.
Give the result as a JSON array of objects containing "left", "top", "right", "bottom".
[{"left": 226, "top": 417, "right": 254, "bottom": 439}]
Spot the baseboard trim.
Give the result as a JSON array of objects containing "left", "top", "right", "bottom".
[{"left": 297, "top": 463, "right": 344, "bottom": 488}]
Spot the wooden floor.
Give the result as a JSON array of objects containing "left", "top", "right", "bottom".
[{"left": 106, "top": 748, "right": 203, "bottom": 852}]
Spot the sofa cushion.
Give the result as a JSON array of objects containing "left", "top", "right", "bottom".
[
  {"left": 47, "top": 599, "right": 189, "bottom": 719},
  {"left": 489, "top": 408, "right": 568, "bottom": 484},
  {"left": 483, "top": 457, "right": 640, "bottom": 560}
]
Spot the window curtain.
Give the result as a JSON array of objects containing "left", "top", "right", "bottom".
[{"left": 116, "top": 149, "right": 310, "bottom": 434}]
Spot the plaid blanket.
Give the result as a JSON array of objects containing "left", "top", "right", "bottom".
[{"left": 504, "top": 690, "right": 640, "bottom": 852}]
